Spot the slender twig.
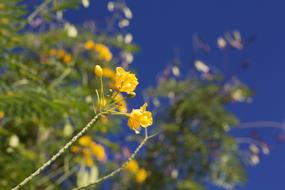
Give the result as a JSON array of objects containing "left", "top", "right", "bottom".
[
  {"left": 73, "top": 128, "right": 157, "bottom": 190},
  {"left": 49, "top": 68, "right": 72, "bottom": 89},
  {"left": 100, "top": 77, "right": 105, "bottom": 106},
  {"left": 36, "top": 165, "right": 65, "bottom": 186},
  {"left": 235, "top": 137, "right": 266, "bottom": 148},
  {"left": 234, "top": 121, "right": 284, "bottom": 130},
  {"left": 45, "top": 166, "right": 77, "bottom": 190},
  {"left": 27, "top": 0, "right": 53, "bottom": 23},
  {"left": 12, "top": 113, "right": 103, "bottom": 190},
  {"left": 36, "top": 157, "right": 74, "bottom": 186}
]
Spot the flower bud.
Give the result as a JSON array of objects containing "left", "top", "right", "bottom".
[
  {"left": 95, "top": 65, "right": 103, "bottom": 77},
  {"left": 127, "top": 92, "right": 136, "bottom": 98}
]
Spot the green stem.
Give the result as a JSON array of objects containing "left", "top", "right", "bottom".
[{"left": 49, "top": 68, "right": 71, "bottom": 89}]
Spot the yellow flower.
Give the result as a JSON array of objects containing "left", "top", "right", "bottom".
[
  {"left": 126, "top": 160, "right": 139, "bottom": 173},
  {"left": 84, "top": 155, "right": 94, "bottom": 167},
  {"left": 73, "top": 137, "right": 107, "bottom": 165},
  {"left": 91, "top": 142, "right": 106, "bottom": 162},
  {"left": 94, "top": 43, "right": 112, "bottom": 62},
  {"left": 56, "top": 49, "right": 66, "bottom": 59},
  {"left": 94, "top": 65, "right": 103, "bottom": 77},
  {"left": 48, "top": 49, "right": 57, "bottom": 56},
  {"left": 82, "top": 149, "right": 92, "bottom": 157},
  {"left": 127, "top": 103, "right": 153, "bottom": 133},
  {"left": 102, "top": 67, "right": 115, "bottom": 78},
  {"left": 82, "top": 149, "right": 93, "bottom": 166},
  {"left": 63, "top": 54, "right": 72, "bottom": 64},
  {"left": 137, "top": 103, "right": 153, "bottom": 127},
  {"left": 0, "top": 111, "right": 4, "bottom": 119},
  {"left": 115, "top": 93, "right": 128, "bottom": 113},
  {"left": 136, "top": 168, "right": 147, "bottom": 183},
  {"left": 78, "top": 136, "right": 92, "bottom": 147},
  {"left": 114, "top": 67, "right": 138, "bottom": 94},
  {"left": 85, "top": 40, "right": 95, "bottom": 50},
  {"left": 127, "top": 110, "right": 142, "bottom": 132},
  {"left": 71, "top": 145, "right": 81, "bottom": 153}
]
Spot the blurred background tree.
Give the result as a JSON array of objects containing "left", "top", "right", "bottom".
[
  {"left": 0, "top": 0, "right": 138, "bottom": 189},
  {"left": 0, "top": 0, "right": 280, "bottom": 190}
]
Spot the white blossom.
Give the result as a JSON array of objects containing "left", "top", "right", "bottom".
[
  {"left": 194, "top": 60, "right": 209, "bottom": 73},
  {"left": 9, "top": 135, "right": 19, "bottom": 148},
  {"left": 217, "top": 37, "right": 226, "bottom": 49},
  {"left": 123, "top": 7, "right": 133, "bottom": 19},
  {"left": 64, "top": 23, "right": 78, "bottom": 38},
  {"left": 118, "top": 19, "right": 130, "bottom": 28},
  {"left": 82, "top": 0, "right": 90, "bottom": 8},
  {"left": 124, "top": 33, "right": 133, "bottom": 44},
  {"left": 107, "top": 1, "right": 115, "bottom": 11}
]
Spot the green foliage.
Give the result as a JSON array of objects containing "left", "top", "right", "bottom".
[
  {"left": 0, "top": 1, "right": 137, "bottom": 189},
  {"left": 0, "top": 0, "right": 26, "bottom": 51}
]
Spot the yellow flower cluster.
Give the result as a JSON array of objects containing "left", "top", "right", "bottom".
[
  {"left": 85, "top": 40, "right": 112, "bottom": 62},
  {"left": 71, "top": 136, "right": 106, "bottom": 166},
  {"left": 48, "top": 49, "right": 73, "bottom": 64},
  {"left": 94, "top": 65, "right": 152, "bottom": 133},
  {"left": 126, "top": 160, "right": 148, "bottom": 183}
]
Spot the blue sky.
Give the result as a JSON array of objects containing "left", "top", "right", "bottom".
[
  {"left": 129, "top": 1, "right": 285, "bottom": 188},
  {"left": 67, "top": 0, "right": 285, "bottom": 189}
]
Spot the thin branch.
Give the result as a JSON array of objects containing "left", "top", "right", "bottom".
[
  {"left": 27, "top": 0, "right": 53, "bottom": 23},
  {"left": 12, "top": 113, "right": 103, "bottom": 190},
  {"left": 36, "top": 165, "right": 65, "bottom": 186},
  {"left": 49, "top": 68, "right": 72, "bottom": 89},
  {"left": 234, "top": 121, "right": 284, "bottom": 130},
  {"left": 45, "top": 166, "right": 77, "bottom": 190},
  {"left": 74, "top": 128, "right": 157, "bottom": 190},
  {"left": 235, "top": 137, "right": 265, "bottom": 147}
]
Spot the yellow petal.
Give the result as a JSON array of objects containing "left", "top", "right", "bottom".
[
  {"left": 94, "top": 43, "right": 112, "bottom": 62},
  {"left": 140, "top": 103, "right": 148, "bottom": 112},
  {"left": 126, "top": 160, "right": 139, "bottom": 173},
  {"left": 79, "top": 136, "right": 92, "bottom": 147},
  {"left": 136, "top": 168, "right": 147, "bottom": 183},
  {"left": 85, "top": 40, "right": 95, "bottom": 50},
  {"left": 91, "top": 142, "right": 106, "bottom": 162}
]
